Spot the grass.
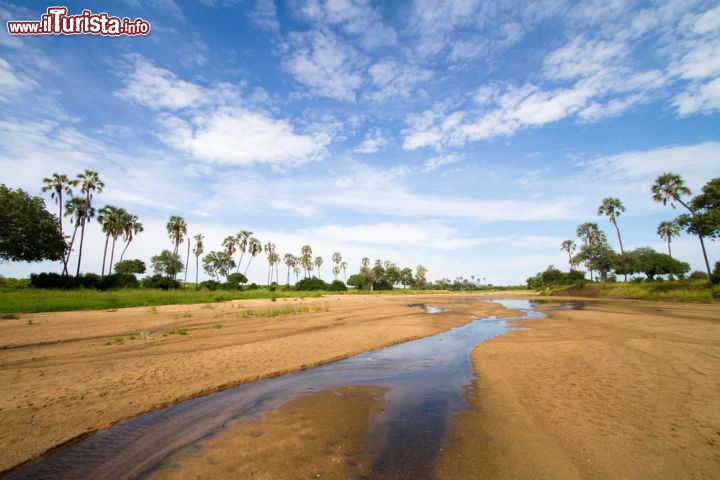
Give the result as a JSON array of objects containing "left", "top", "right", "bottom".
[
  {"left": 550, "top": 281, "right": 719, "bottom": 303},
  {"left": 0, "top": 286, "right": 477, "bottom": 314}
]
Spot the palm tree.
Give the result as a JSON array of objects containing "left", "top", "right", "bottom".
[
  {"left": 264, "top": 242, "right": 276, "bottom": 285},
  {"left": 284, "top": 253, "right": 295, "bottom": 285},
  {"left": 64, "top": 197, "right": 94, "bottom": 275},
  {"left": 560, "top": 240, "right": 576, "bottom": 271},
  {"left": 108, "top": 208, "right": 129, "bottom": 275},
  {"left": 301, "top": 245, "right": 312, "bottom": 278},
  {"left": 244, "top": 237, "right": 262, "bottom": 277},
  {"left": 332, "top": 265, "right": 340, "bottom": 281},
  {"left": 293, "top": 266, "right": 301, "bottom": 282},
  {"left": 651, "top": 172, "right": 711, "bottom": 276},
  {"left": 598, "top": 197, "right": 627, "bottom": 281},
  {"left": 657, "top": 220, "right": 681, "bottom": 259},
  {"left": 183, "top": 236, "right": 192, "bottom": 287},
  {"left": 331, "top": 252, "right": 342, "bottom": 280},
  {"left": 314, "top": 256, "right": 323, "bottom": 280},
  {"left": 340, "top": 261, "right": 348, "bottom": 283},
  {"left": 166, "top": 216, "right": 188, "bottom": 280},
  {"left": 192, "top": 234, "right": 204, "bottom": 288},
  {"left": 75, "top": 170, "right": 104, "bottom": 276},
  {"left": 98, "top": 205, "right": 118, "bottom": 277},
  {"left": 576, "top": 223, "right": 602, "bottom": 281},
  {"left": 235, "top": 231, "right": 252, "bottom": 273},
  {"left": 119, "top": 214, "right": 143, "bottom": 262},
  {"left": 42, "top": 173, "right": 76, "bottom": 274}
]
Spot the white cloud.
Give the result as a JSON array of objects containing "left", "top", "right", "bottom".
[
  {"left": 117, "top": 57, "right": 209, "bottom": 110},
  {"left": 298, "top": 0, "right": 396, "bottom": 48},
  {"left": 353, "top": 129, "right": 388, "bottom": 154},
  {"left": 158, "top": 108, "right": 330, "bottom": 167},
  {"left": 283, "top": 29, "right": 365, "bottom": 101},
  {"left": 367, "top": 59, "right": 432, "bottom": 100},
  {"left": 674, "top": 77, "right": 720, "bottom": 115},
  {"left": 0, "top": 57, "right": 30, "bottom": 99},
  {"left": 422, "top": 154, "right": 461, "bottom": 172},
  {"left": 250, "top": 0, "right": 280, "bottom": 32}
]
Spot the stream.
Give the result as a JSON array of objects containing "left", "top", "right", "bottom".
[{"left": 5, "top": 299, "right": 559, "bottom": 479}]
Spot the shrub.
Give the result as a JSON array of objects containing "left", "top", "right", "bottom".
[
  {"left": 294, "top": 277, "right": 327, "bottom": 291},
  {"left": 200, "top": 280, "right": 221, "bottom": 291},
  {"left": 113, "top": 259, "right": 146, "bottom": 275},
  {"left": 98, "top": 273, "right": 139, "bottom": 290},
  {"left": 79, "top": 273, "right": 102, "bottom": 289},
  {"left": 327, "top": 280, "right": 347, "bottom": 291},
  {"left": 224, "top": 273, "right": 247, "bottom": 290},
  {"left": 711, "top": 262, "right": 720, "bottom": 285},
  {"left": 143, "top": 274, "right": 180, "bottom": 290},
  {"left": 688, "top": 271, "right": 709, "bottom": 281},
  {"left": 247, "top": 283, "right": 259, "bottom": 290},
  {"left": 30, "top": 272, "right": 75, "bottom": 289}
]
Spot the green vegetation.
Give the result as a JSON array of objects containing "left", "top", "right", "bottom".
[{"left": 549, "top": 281, "right": 719, "bottom": 303}]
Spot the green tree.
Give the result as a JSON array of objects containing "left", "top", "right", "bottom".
[
  {"left": 284, "top": 253, "right": 297, "bottom": 285},
  {"left": 192, "top": 233, "right": 204, "bottom": 288},
  {"left": 166, "top": 216, "right": 187, "bottom": 280},
  {"left": 300, "top": 245, "right": 313, "bottom": 278},
  {"left": 98, "top": 206, "right": 127, "bottom": 276},
  {"left": 575, "top": 223, "right": 602, "bottom": 281},
  {"left": 657, "top": 220, "right": 682, "bottom": 281},
  {"left": 331, "top": 252, "right": 342, "bottom": 280},
  {"left": 151, "top": 249, "right": 183, "bottom": 277},
  {"left": 560, "top": 240, "right": 576, "bottom": 271},
  {"left": 651, "top": 172, "right": 711, "bottom": 277},
  {"left": 75, "top": 170, "right": 104, "bottom": 277},
  {"left": 203, "top": 251, "right": 236, "bottom": 280},
  {"left": 598, "top": 197, "right": 626, "bottom": 281},
  {"left": 415, "top": 265, "right": 428, "bottom": 288},
  {"left": 0, "top": 185, "right": 66, "bottom": 263},
  {"left": 243, "top": 237, "right": 262, "bottom": 277},
  {"left": 113, "top": 259, "right": 146, "bottom": 275},
  {"left": 235, "top": 230, "right": 252, "bottom": 273},
  {"left": 63, "top": 196, "right": 95, "bottom": 275},
  {"left": 314, "top": 256, "right": 323, "bottom": 280},
  {"left": 119, "top": 214, "right": 143, "bottom": 262},
  {"left": 42, "top": 173, "right": 77, "bottom": 274}
]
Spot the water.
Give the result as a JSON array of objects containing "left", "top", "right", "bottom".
[{"left": 5, "top": 299, "right": 549, "bottom": 479}]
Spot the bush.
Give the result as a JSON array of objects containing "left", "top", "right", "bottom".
[
  {"left": 327, "top": 280, "right": 347, "bottom": 291},
  {"left": 688, "top": 271, "right": 709, "bottom": 281},
  {"left": 711, "top": 262, "right": 720, "bottom": 285},
  {"left": 113, "top": 259, "right": 146, "bottom": 275},
  {"left": 294, "top": 277, "right": 327, "bottom": 291},
  {"left": 30, "top": 272, "right": 76, "bottom": 289},
  {"left": 143, "top": 274, "right": 179, "bottom": 290},
  {"left": 247, "top": 283, "right": 259, "bottom": 290},
  {"left": 200, "top": 280, "right": 221, "bottom": 291},
  {"left": 98, "top": 273, "right": 138, "bottom": 290},
  {"left": 79, "top": 273, "right": 102, "bottom": 289},
  {"left": 224, "top": 273, "right": 247, "bottom": 290}
]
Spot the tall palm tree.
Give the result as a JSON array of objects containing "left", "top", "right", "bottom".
[
  {"left": 166, "top": 216, "right": 187, "bottom": 280},
  {"left": 42, "top": 173, "right": 76, "bottom": 274},
  {"left": 183, "top": 236, "right": 192, "bottom": 287},
  {"left": 560, "top": 240, "right": 576, "bottom": 271},
  {"left": 314, "top": 256, "right": 323, "bottom": 280},
  {"left": 192, "top": 234, "right": 204, "bottom": 288},
  {"left": 332, "top": 252, "right": 342, "bottom": 280},
  {"left": 264, "top": 242, "right": 276, "bottom": 285},
  {"left": 119, "top": 214, "right": 143, "bottom": 262},
  {"left": 293, "top": 266, "right": 301, "bottom": 282},
  {"left": 284, "top": 253, "right": 295, "bottom": 285},
  {"left": 657, "top": 220, "right": 681, "bottom": 259},
  {"left": 301, "top": 245, "right": 312, "bottom": 278},
  {"left": 108, "top": 209, "right": 130, "bottom": 275},
  {"left": 244, "top": 237, "right": 262, "bottom": 277},
  {"left": 75, "top": 170, "right": 104, "bottom": 276},
  {"left": 651, "top": 172, "right": 711, "bottom": 276},
  {"left": 340, "top": 261, "right": 348, "bottom": 283},
  {"left": 598, "top": 197, "right": 626, "bottom": 280},
  {"left": 64, "top": 197, "right": 94, "bottom": 275},
  {"left": 98, "top": 205, "right": 117, "bottom": 277},
  {"left": 235, "top": 231, "right": 252, "bottom": 273},
  {"left": 576, "top": 222, "right": 601, "bottom": 281}
]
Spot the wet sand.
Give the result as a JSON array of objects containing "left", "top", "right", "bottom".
[
  {"left": 0, "top": 293, "right": 519, "bottom": 473},
  {"left": 439, "top": 299, "right": 720, "bottom": 479}
]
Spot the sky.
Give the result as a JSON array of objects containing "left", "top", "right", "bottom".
[{"left": 1, "top": 0, "right": 719, "bottom": 285}]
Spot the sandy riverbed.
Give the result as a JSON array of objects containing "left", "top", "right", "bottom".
[
  {"left": 438, "top": 298, "right": 720, "bottom": 479},
  {"left": 0, "top": 293, "right": 518, "bottom": 473}
]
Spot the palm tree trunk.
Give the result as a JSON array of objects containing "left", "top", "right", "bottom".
[
  {"left": 63, "top": 224, "right": 79, "bottom": 276},
  {"left": 101, "top": 234, "right": 110, "bottom": 277},
  {"left": 120, "top": 240, "right": 131, "bottom": 262},
  {"left": 236, "top": 253, "right": 245, "bottom": 273},
  {"left": 172, "top": 242, "right": 179, "bottom": 280},
  {"left": 109, "top": 237, "right": 116, "bottom": 274},
  {"left": 76, "top": 218, "right": 86, "bottom": 277},
  {"left": 183, "top": 240, "right": 191, "bottom": 287},
  {"left": 195, "top": 255, "right": 199, "bottom": 288},
  {"left": 612, "top": 221, "right": 627, "bottom": 282},
  {"left": 677, "top": 198, "right": 712, "bottom": 277},
  {"left": 667, "top": 238, "right": 674, "bottom": 281},
  {"left": 287, "top": 266, "right": 291, "bottom": 285},
  {"left": 244, "top": 257, "right": 254, "bottom": 276}
]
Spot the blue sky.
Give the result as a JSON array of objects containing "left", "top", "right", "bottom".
[{"left": 1, "top": 0, "right": 719, "bottom": 284}]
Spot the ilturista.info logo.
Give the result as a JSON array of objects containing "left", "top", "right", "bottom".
[{"left": 7, "top": 6, "right": 150, "bottom": 36}]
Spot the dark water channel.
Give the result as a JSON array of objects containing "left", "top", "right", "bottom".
[{"left": 6, "top": 299, "right": 559, "bottom": 480}]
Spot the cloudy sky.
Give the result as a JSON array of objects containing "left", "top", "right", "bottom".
[{"left": 1, "top": 0, "right": 719, "bottom": 284}]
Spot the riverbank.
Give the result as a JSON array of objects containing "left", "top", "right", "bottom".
[
  {"left": 0, "top": 293, "right": 522, "bottom": 473},
  {"left": 439, "top": 298, "right": 720, "bottom": 479}
]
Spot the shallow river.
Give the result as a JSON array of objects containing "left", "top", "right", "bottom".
[{"left": 6, "top": 299, "right": 564, "bottom": 479}]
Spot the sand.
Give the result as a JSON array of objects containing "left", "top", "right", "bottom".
[
  {"left": 0, "top": 293, "right": 518, "bottom": 473},
  {"left": 438, "top": 299, "right": 720, "bottom": 480}
]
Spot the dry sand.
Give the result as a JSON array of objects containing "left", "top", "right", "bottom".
[
  {"left": 0, "top": 293, "right": 517, "bottom": 473},
  {"left": 439, "top": 299, "right": 720, "bottom": 480}
]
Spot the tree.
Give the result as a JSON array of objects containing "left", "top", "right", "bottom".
[
  {"left": 42, "top": 173, "right": 76, "bottom": 273},
  {"left": 75, "top": 170, "right": 104, "bottom": 277},
  {"left": 575, "top": 223, "right": 615, "bottom": 282},
  {"left": 183, "top": 235, "right": 192, "bottom": 287},
  {"left": 314, "top": 256, "right": 323, "bottom": 280},
  {"left": 340, "top": 261, "right": 348, "bottom": 283},
  {"left": 113, "top": 259, "right": 146, "bottom": 275},
  {"left": 203, "top": 251, "right": 236, "bottom": 280},
  {"left": 98, "top": 206, "right": 127, "bottom": 276},
  {"left": 657, "top": 220, "right": 682, "bottom": 279},
  {"left": 300, "top": 245, "right": 313, "bottom": 278},
  {"left": 166, "top": 216, "right": 187, "bottom": 280},
  {"left": 689, "top": 178, "right": 720, "bottom": 240},
  {"left": 598, "top": 197, "right": 626, "bottom": 280},
  {"left": 63, "top": 196, "right": 95, "bottom": 275},
  {"left": 652, "top": 172, "right": 711, "bottom": 277},
  {"left": 151, "top": 250, "right": 183, "bottom": 278},
  {"left": 244, "top": 237, "right": 262, "bottom": 277},
  {"left": 623, "top": 247, "right": 690, "bottom": 280},
  {"left": 560, "top": 240, "right": 576, "bottom": 271},
  {"left": 119, "top": 214, "right": 143, "bottom": 262},
  {"left": 332, "top": 252, "right": 342, "bottom": 280},
  {"left": 284, "top": 253, "right": 297, "bottom": 285},
  {"left": 0, "top": 185, "right": 66, "bottom": 263},
  {"left": 192, "top": 234, "right": 204, "bottom": 288},
  {"left": 235, "top": 230, "right": 252, "bottom": 273},
  {"left": 264, "top": 242, "right": 276, "bottom": 285},
  {"left": 415, "top": 265, "right": 428, "bottom": 288}
]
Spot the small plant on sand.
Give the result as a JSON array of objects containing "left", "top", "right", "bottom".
[
  {"left": 114, "top": 337, "right": 124, "bottom": 344},
  {"left": 182, "top": 311, "right": 192, "bottom": 318},
  {"left": 27, "top": 318, "right": 33, "bottom": 325},
  {"left": 166, "top": 326, "right": 188, "bottom": 335},
  {"left": 202, "top": 303, "right": 215, "bottom": 310},
  {"left": 149, "top": 306, "right": 158, "bottom": 314},
  {"left": 212, "top": 321, "right": 222, "bottom": 329},
  {"left": 129, "top": 334, "right": 137, "bottom": 340}
]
